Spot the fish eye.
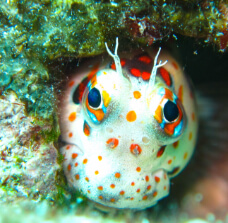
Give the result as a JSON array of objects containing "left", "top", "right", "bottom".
[
  {"left": 163, "top": 100, "right": 179, "bottom": 122},
  {"left": 88, "top": 87, "right": 101, "bottom": 108}
]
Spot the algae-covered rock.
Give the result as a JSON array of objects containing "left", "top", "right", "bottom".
[{"left": 0, "top": 90, "right": 61, "bottom": 202}]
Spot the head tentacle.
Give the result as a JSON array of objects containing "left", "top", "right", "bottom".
[
  {"left": 149, "top": 47, "right": 168, "bottom": 88},
  {"left": 105, "top": 37, "right": 123, "bottom": 76}
]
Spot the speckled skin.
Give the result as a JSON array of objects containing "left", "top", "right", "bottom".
[{"left": 59, "top": 43, "right": 198, "bottom": 209}]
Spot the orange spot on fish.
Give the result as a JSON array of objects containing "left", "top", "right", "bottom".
[
  {"left": 130, "top": 144, "right": 142, "bottom": 155},
  {"left": 131, "top": 182, "right": 135, "bottom": 186},
  {"left": 110, "top": 184, "right": 115, "bottom": 189},
  {"left": 68, "top": 132, "right": 73, "bottom": 138},
  {"left": 68, "top": 112, "right": 76, "bottom": 122},
  {"left": 147, "top": 185, "right": 151, "bottom": 190},
  {"left": 83, "top": 121, "right": 90, "bottom": 136},
  {"left": 126, "top": 110, "right": 137, "bottom": 122},
  {"left": 98, "top": 186, "right": 103, "bottom": 190},
  {"left": 115, "top": 172, "right": 121, "bottom": 178},
  {"left": 153, "top": 191, "right": 158, "bottom": 197},
  {"left": 142, "top": 195, "right": 148, "bottom": 200},
  {"left": 95, "top": 170, "right": 99, "bottom": 175},
  {"left": 83, "top": 159, "right": 88, "bottom": 164},
  {"left": 67, "top": 164, "right": 71, "bottom": 171},
  {"left": 136, "top": 167, "right": 141, "bottom": 172},
  {"left": 133, "top": 91, "right": 141, "bottom": 99},
  {"left": 72, "top": 153, "right": 78, "bottom": 159},
  {"left": 75, "top": 174, "right": 80, "bottom": 180},
  {"left": 98, "top": 156, "right": 102, "bottom": 161},
  {"left": 154, "top": 176, "right": 160, "bottom": 183},
  {"left": 106, "top": 138, "right": 119, "bottom": 149},
  {"left": 145, "top": 176, "right": 149, "bottom": 182},
  {"left": 120, "top": 191, "right": 125, "bottom": 195},
  {"left": 173, "top": 141, "right": 179, "bottom": 148},
  {"left": 189, "top": 132, "right": 193, "bottom": 140},
  {"left": 157, "top": 146, "right": 166, "bottom": 158}
]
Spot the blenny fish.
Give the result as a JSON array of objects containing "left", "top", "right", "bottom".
[{"left": 59, "top": 38, "right": 198, "bottom": 209}]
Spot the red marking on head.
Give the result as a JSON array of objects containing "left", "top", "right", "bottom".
[
  {"left": 131, "top": 182, "right": 135, "bottom": 186},
  {"left": 130, "top": 144, "right": 142, "bottom": 155},
  {"left": 120, "top": 191, "right": 125, "bottom": 195},
  {"left": 98, "top": 195, "right": 103, "bottom": 200},
  {"left": 115, "top": 173, "right": 121, "bottom": 178},
  {"left": 75, "top": 174, "right": 80, "bottom": 180},
  {"left": 178, "top": 85, "right": 183, "bottom": 103},
  {"left": 142, "top": 71, "right": 151, "bottom": 80},
  {"left": 157, "top": 146, "right": 166, "bottom": 157},
  {"left": 173, "top": 141, "right": 179, "bottom": 148},
  {"left": 66, "top": 145, "right": 70, "bottom": 150},
  {"left": 67, "top": 164, "right": 71, "bottom": 171},
  {"left": 138, "top": 55, "right": 152, "bottom": 64},
  {"left": 75, "top": 162, "right": 78, "bottom": 167},
  {"left": 145, "top": 175, "right": 149, "bottom": 182},
  {"left": 160, "top": 68, "right": 172, "bottom": 86},
  {"left": 83, "top": 121, "right": 90, "bottom": 136},
  {"left": 69, "top": 80, "right": 75, "bottom": 87},
  {"left": 136, "top": 167, "right": 141, "bottom": 172},
  {"left": 192, "top": 112, "right": 195, "bottom": 121},
  {"left": 106, "top": 138, "right": 119, "bottom": 149},
  {"left": 136, "top": 188, "right": 140, "bottom": 193},
  {"left": 73, "top": 64, "right": 99, "bottom": 104},
  {"left": 126, "top": 110, "right": 137, "bottom": 122},
  {"left": 130, "top": 68, "right": 141, "bottom": 77},
  {"left": 154, "top": 176, "right": 160, "bottom": 183},
  {"left": 172, "top": 62, "right": 178, "bottom": 70},
  {"left": 142, "top": 195, "right": 148, "bottom": 200},
  {"left": 111, "top": 62, "right": 116, "bottom": 70},
  {"left": 68, "top": 132, "right": 73, "bottom": 138},
  {"left": 120, "top": 59, "right": 126, "bottom": 66},
  {"left": 110, "top": 184, "right": 115, "bottom": 189},
  {"left": 110, "top": 198, "right": 115, "bottom": 202},
  {"left": 68, "top": 112, "right": 76, "bottom": 122},
  {"left": 147, "top": 185, "right": 151, "bottom": 190},
  {"left": 130, "top": 197, "right": 134, "bottom": 200}
]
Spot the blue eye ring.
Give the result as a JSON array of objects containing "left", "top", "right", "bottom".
[
  {"left": 88, "top": 87, "right": 101, "bottom": 108},
  {"left": 163, "top": 100, "right": 179, "bottom": 122}
]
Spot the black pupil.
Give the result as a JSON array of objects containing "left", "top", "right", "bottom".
[
  {"left": 164, "top": 100, "right": 179, "bottom": 122},
  {"left": 88, "top": 88, "right": 101, "bottom": 108}
]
